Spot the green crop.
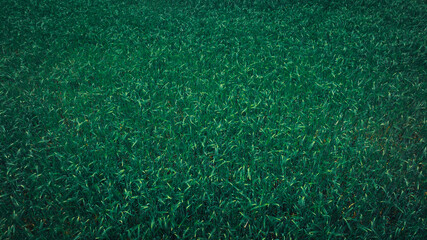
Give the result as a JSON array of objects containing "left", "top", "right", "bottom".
[{"left": 1, "top": 0, "right": 425, "bottom": 239}]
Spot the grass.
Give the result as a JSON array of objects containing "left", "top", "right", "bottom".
[{"left": 0, "top": 0, "right": 426, "bottom": 239}]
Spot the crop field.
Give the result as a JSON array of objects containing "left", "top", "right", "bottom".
[{"left": 0, "top": 0, "right": 426, "bottom": 239}]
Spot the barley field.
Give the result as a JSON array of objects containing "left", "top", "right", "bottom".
[{"left": 1, "top": 0, "right": 426, "bottom": 239}]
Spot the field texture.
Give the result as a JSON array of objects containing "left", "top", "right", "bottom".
[{"left": 1, "top": 0, "right": 426, "bottom": 239}]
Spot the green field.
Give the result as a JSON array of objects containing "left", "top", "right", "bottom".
[{"left": 1, "top": 0, "right": 426, "bottom": 239}]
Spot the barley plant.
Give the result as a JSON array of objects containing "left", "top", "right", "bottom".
[{"left": 0, "top": 0, "right": 426, "bottom": 239}]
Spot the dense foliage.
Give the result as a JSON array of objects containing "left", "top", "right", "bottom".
[{"left": 1, "top": 0, "right": 425, "bottom": 239}]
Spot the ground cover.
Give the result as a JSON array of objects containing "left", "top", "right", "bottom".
[{"left": 0, "top": 0, "right": 426, "bottom": 239}]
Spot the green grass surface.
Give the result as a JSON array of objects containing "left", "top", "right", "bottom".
[{"left": 1, "top": 0, "right": 426, "bottom": 239}]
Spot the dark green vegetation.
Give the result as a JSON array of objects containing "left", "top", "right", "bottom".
[{"left": 1, "top": 0, "right": 426, "bottom": 239}]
